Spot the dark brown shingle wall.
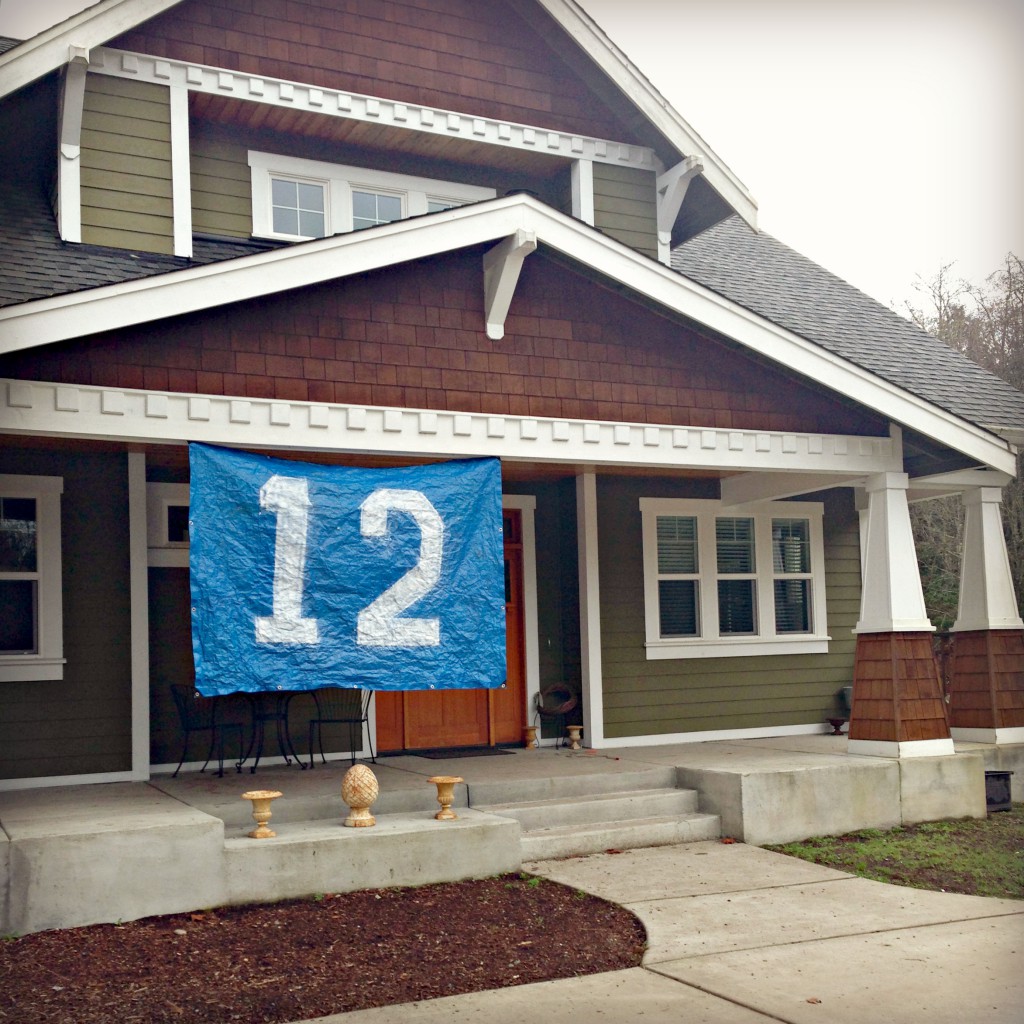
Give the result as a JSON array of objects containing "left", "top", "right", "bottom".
[
  {"left": 112, "top": 0, "right": 640, "bottom": 142},
  {"left": 0, "top": 249, "right": 885, "bottom": 437}
]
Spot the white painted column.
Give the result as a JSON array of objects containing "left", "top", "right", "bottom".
[
  {"left": 855, "top": 472, "right": 933, "bottom": 634},
  {"left": 128, "top": 452, "right": 151, "bottom": 779},
  {"left": 576, "top": 472, "right": 604, "bottom": 747},
  {"left": 169, "top": 83, "right": 193, "bottom": 258},
  {"left": 570, "top": 159, "right": 595, "bottom": 225},
  {"left": 952, "top": 487, "right": 1024, "bottom": 631}
]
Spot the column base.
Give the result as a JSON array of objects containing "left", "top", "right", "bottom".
[
  {"left": 950, "top": 726, "right": 1024, "bottom": 745},
  {"left": 948, "top": 629, "right": 1024, "bottom": 732},
  {"left": 848, "top": 631, "right": 951, "bottom": 751},
  {"left": 847, "top": 737, "right": 955, "bottom": 758}
]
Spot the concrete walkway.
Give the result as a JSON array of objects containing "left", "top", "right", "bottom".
[{"left": 298, "top": 841, "right": 1024, "bottom": 1024}]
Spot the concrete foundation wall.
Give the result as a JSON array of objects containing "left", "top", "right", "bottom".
[{"left": 223, "top": 811, "right": 521, "bottom": 905}]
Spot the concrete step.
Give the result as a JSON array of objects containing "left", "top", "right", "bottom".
[
  {"left": 520, "top": 811, "right": 721, "bottom": 861},
  {"left": 477, "top": 787, "right": 698, "bottom": 831},
  {"left": 465, "top": 764, "right": 678, "bottom": 806}
]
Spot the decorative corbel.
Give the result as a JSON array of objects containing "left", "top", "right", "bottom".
[
  {"left": 58, "top": 45, "right": 90, "bottom": 243},
  {"left": 482, "top": 229, "right": 537, "bottom": 340},
  {"left": 656, "top": 155, "right": 702, "bottom": 263}
]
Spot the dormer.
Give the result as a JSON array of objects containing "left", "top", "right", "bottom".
[{"left": 1, "top": 0, "right": 756, "bottom": 266}]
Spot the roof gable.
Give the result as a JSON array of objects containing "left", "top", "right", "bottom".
[{"left": 0, "top": 0, "right": 756, "bottom": 229}]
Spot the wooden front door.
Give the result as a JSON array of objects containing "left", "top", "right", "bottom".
[{"left": 375, "top": 508, "right": 526, "bottom": 751}]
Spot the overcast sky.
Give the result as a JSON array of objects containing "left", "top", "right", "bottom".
[{"left": 2, "top": 0, "right": 1021, "bottom": 312}]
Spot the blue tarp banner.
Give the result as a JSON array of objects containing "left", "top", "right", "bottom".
[{"left": 189, "top": 444, "right": 506, "bottom": 695}]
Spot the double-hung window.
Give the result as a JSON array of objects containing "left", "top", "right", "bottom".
[
  {"left": 249, "top": 152, "right": 496, "bottom": 241},
  {"left": 0, "top": 476, "right": 64, "bottom": 681},
  {"left": 640, "top": 498, "right": 828, "bottom": 659}
]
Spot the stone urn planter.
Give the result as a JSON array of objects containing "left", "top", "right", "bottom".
[
  {"left": 241, "top": 789, "right": 283, "bottom": 839},
  {"left": 427, "top": 775, "right": 463, "bottom": 820}
]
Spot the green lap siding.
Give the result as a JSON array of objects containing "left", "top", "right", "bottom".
[
  {"left": 190, "top": 133, "right": 253, "bottom": 239},
  {"left": 598, "top": 478, "right": 860, "bottom": 738},
  {"left": 0, "top": 451, "right": 132, "bottom": 780},
  {"left": 592, "top": 164, "right": 658, "bottom": 259},
  {"left": 80, "top": 75, "right": 173, "bottom": 254}
]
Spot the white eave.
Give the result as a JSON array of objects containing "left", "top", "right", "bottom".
[
  {"left": 0, "top": 0, "right": 181, "bottom": 99},
  {"left": 0, "top": 195, "right": 1012, "bottom": 475}
]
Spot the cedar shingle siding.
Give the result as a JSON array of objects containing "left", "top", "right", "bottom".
[
  {"left": 111, "top": 0, "right": 642, "bottom": 143},
  {"left": 0, "top": 251, "right": 887, "bottom": 437}
]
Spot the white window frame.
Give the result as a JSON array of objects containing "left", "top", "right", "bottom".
[
  {"left": 639, "top": 497, "right": 829, "bottom": 659},
  {"left": 147, "top": 482, "right": 190, "bottom": 568},
  {"left": 248, "top": 152, "right": 497, "bottom": 241},
  {"left": 0, "top": 475, "right": 64, "bottom": 682}
]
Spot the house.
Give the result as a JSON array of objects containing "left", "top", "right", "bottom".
[{"left": 1, "top": 0, "right": 1022, "bottom": 792}]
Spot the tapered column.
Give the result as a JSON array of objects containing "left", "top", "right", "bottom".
[
  {"left": 948, "top": 487, "right": 1024, "bottom": 743},
  {"left": 849, "top": 473, "right": 953, "bottom": 757}
]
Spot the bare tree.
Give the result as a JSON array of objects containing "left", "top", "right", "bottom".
[{"left": 905, "top": 255, "right": 1024, "bottom": 622}]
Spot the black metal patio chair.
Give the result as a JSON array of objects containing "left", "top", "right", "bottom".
[
  {"left": 306, "top": 688, "right": 375, "bottom": 768},
  {"left": 170, "top": 684, "right": 245, "bottom": 777}
]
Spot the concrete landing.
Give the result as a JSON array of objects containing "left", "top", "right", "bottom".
[{"left": 2, "top": 737, "right": 1013, "bottom": 935}]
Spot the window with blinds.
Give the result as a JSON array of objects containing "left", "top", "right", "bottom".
[{"left": 640, "top": 498, "right": 828, "bottom": 659}]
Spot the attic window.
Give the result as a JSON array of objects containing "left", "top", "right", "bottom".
[{"left": 249, "top": 152, "right": 496, "bottom": 241}]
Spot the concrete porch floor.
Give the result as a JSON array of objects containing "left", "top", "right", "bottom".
[{"left": 2, "top": 734, "right": 1019, "bottom": 936}]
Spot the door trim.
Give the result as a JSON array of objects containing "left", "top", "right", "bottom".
[{"left": 501, "top": 495, "right": 539, "bottom": 731}]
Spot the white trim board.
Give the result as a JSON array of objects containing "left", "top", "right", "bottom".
[
  {"left": 591, "top": 722, "right": 833, "bottom": 749},
  {"left": 89, "top": 47, "right": 658, "bottom": 172},
  {"left": 0, "top": 196, "right": 1013, "bottom": 474},
  {"left": 0, "top": 380, "right": 901, "bottom": 476}
]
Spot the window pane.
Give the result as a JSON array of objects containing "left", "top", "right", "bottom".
[
  {"left": 298, "top": 209, "right": 325, "bottom": 237},
  {"left": 297, "top": 182, "right": 324, "bottom": 213},
  {"left": 377, "top": 194, "right": 401, "bottom": 222},
  {"left": 427, "top": 200, "right": 457, "bottom": 213},
  {"left": 773, "top": 518, "right": 810, "bottom": 573},
  {"left": 718, "top": 579, "right": 756, "bottom": 634},
  {"left": 352, "top": 190, "right": 377, "bottom": 220},
  {"left": 716, "top": 517, "right": 754, "bottom": 574},
  {"left": 271, "top": 178, "right": 297, "bottom": 206},
  {"left": 775, "top": 579, "right": 811, "bottom": 633},
  {"left": 0, "top": 496, "right": 37, "bottom": 571},
  {"left": 0, "top": 579, "right": 36, "bottom": 653},
  {"left": 658, "top": 580, "right": 699, "bottom": 637},
  {"left": 656, "top": 516, "right": 697, "bottom": 574},
  {"left": 272, "top": 205, "right": 299, "bottom": 236},
  {"left": 167, "top": 505, "right": 190, "bottom": 544}
]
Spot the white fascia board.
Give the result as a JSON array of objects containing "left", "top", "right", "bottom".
[
  {"left": 0, "top": 379, "right": 899, "bottom": 476},
  {"left": 535, "top": 0, "right": 758, "bottom": 229},
  {"left": 720, "top": 470, "right": 877, "bottom": 507},
  {"left": 0, "top": 195, "right": 1014, "bottom": 474},
  {"left": 0, "top": 0, "right": 181, "bottom": 100}
]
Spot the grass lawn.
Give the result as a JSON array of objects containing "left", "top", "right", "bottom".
[{"left": 765, "top": 804, "right": 1023, "bottom": 900}]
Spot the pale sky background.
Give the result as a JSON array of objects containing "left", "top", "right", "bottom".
[{"left": 1, "top": 0, "right": 1021, "bottom": 313}]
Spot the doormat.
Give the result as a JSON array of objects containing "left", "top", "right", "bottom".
[{"left": 405, "top": 746, "right": 515, "bottom": 759}]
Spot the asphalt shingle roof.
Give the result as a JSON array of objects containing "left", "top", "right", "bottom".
[
  {"left": 672, "top": 215, "right": 1024, "bottom": 435},
  {"left": 0, "top": 179, "right": 280, "bottom": 308},
  {"left": 3, "top": 174, "right": 1021, "bottom": 440}
]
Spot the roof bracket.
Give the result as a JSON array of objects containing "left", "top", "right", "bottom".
[
  {"left": 57, "top": 45, "right": 90, "bottom": 244},
  {"left": 656, "top": 155, "right": 704, "bottom": 239},
  {"left": 482, "top": 229, "right": 537, "bottom": 340}
]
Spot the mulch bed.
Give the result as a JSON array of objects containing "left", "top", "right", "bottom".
[{"left": 0, "top": 873, "right": 646, "bottom": 1024}]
